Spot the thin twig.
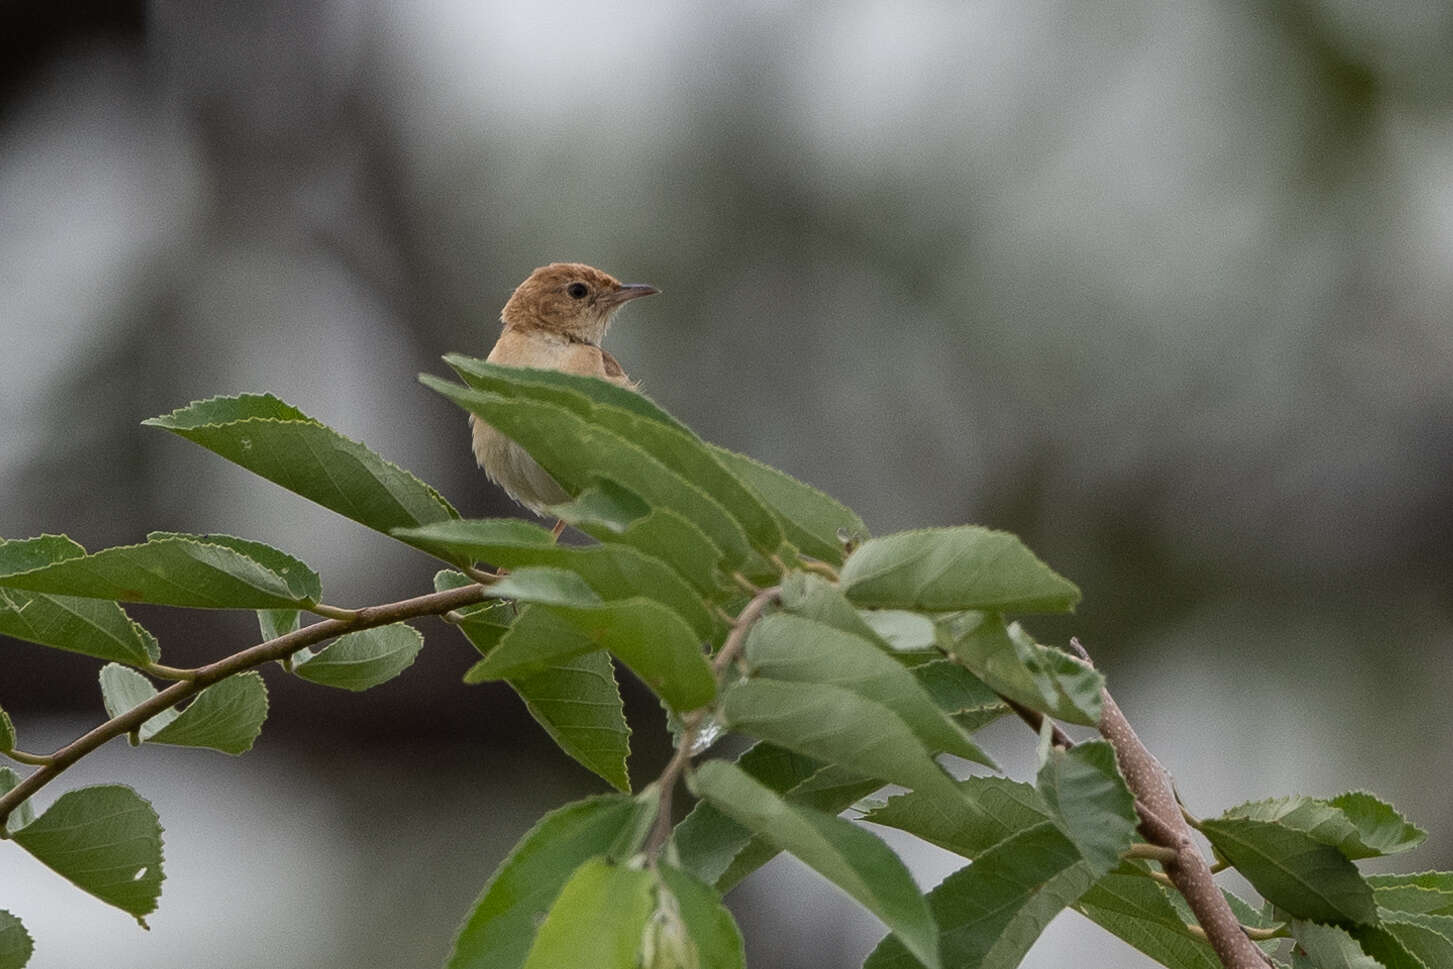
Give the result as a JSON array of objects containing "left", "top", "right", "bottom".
[
  {"left": 1000, "top": 696, "right": 1075, "bottom": 750},
  {"left": 711, "top": 586, "right": 780, "bottom": 677},
  {"left": 0, "top": 582, "right": 490, "bottom": 830},
  {"left": 644, "top": 585, "right": 781, "bottom": 859}
]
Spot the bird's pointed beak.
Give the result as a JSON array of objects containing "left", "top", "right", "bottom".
[{"left": 607, "top": 283, "right": 660, "bottom": 305}]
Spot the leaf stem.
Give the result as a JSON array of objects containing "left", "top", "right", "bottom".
[
  {"left": 310, "top": 602, "right": 360, "bottom": 622},
  {"left": 3, "top": 749, "right": 53, "bottom": 767},
  {"left": 143, "top": 662, "right": 196, "bottom": 681},
  {"left": 0, "top": 581, "right": 491, "bottom": 829},
  {"left": 730, "top": 572, "right": 760, "bottom": 596},
  {"left": 1125, "top": 842, "right": 1180, "bottom": 864},
  {"left": 796, "top": 558, "right": 840, "bottom": 582},
  {"left": 1243, "top": 925, "right": 1288, "bottom": 942},
  {"left": 1183, "top": 923, "right": 1286, "bottom": 943},
  {"left": 463, "top": 565, "right": 501, "bottom": 586}
]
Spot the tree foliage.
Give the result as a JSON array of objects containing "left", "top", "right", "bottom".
[{"left": 0, "top": 361, "right": 1444, "bottom": 969}]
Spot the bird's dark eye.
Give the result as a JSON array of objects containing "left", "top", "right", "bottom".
[{"left": 566, "top": 282, "right": 589, "bottom": 299}]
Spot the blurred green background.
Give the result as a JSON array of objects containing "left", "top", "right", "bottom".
[{"left": 2, "top": 2, "right": 1450, "bottom": 967}]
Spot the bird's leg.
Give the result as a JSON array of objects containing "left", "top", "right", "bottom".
[{"left": 549, "top": 518, "right": 567, "bottom": 543}]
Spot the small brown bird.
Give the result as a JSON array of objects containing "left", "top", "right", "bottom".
[{"left": 471, "top": 262, "right": 659, "bottom": 515}]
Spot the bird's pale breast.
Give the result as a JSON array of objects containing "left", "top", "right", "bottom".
[{"left": 470, "top": 328, "right": 635, "bottom": 513}]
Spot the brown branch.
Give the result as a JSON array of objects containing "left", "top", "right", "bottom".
[
  {"left": 645, "top": 584, "right": 781, "bottom": 859},
  {"left": 1071, "top": 639, "right": 1271, "bottom": 969},
  {"left": 0, "top": 582, "right": 491, "bottom": 830}
]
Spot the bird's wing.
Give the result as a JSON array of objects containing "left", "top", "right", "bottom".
[{"left": 561, "top": 343, "right": 636, "bottom": 389}]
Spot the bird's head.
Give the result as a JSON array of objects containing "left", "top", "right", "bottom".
[{"left": 500, "top": 262, "right": 659, "bottom": 346}]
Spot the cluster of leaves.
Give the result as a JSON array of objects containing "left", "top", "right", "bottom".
[{"left": 0, "top": 359, "right": 1448, "bottom": 969}]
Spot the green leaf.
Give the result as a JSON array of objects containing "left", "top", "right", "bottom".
[
  {"left": 0, "top": 588, "right": 158, "bottom": 666},
  {"left": 0, "top": 537, "right": 158, "bottom": 664},
  {"left": 863, "top": 777, "right": 1051, "bottom": 860},
  {"left": 0, "top": 910, "right": 32, "bottom": 969},
  {"left": 0, "top": 534, "right": 86, "bottom": 573},
  {"left": 11, "top": 785, "right": 164, "bottom": 924},
  {"left": 143, "top": 394, "right": 458, "bottom": 543},
  {"left": 938, "top": 613, "right": 1103, "bottom": 725},
  {"left": 1327, "top": 792, "right": 1428, "bottom": 858},
  {"left": 1369, "top": 872, "right": 1453, "bottom": 916},
  {"left": 557, "top": 484, "right": 727, "bottom": 597},
  {"left": 1292, "top": 921, "right": 1383, "bottom": 969},
  {"left": 1364, "top": 913, "right": 1453, "bottom": 969},
  {"left": 488, "top": 568, "right": 602, "bottom": 606},
  {"left": 691, "top": 759, "right": 940, "bottom": 969},
  {"left": 1223, "top": 793, "right": 1426, "bottom": 861},
  {"left": 860, "top": 610, "right": 939, "bottom": 653},
  {"left": 99, "top": 663, "right": 179, "bottom": 733},
  {"left": 779, "top": 572, "right": 888, "bottom": 644},
  {"left": 1036, "top": 740, "right": 1138, "bottom": 877},
  {"left": 444, "top": 556, "right": 630, "bottom": 790},
  {"left": 421, "top": 378, "right": 758, "bottom": 570},
  {"left": 467, "top": 569, "right": 714, "bottom": 713},
  {"left": 715, "top": 764, "right": 884, "bottom": 894},
  {"left": 708, "top": 445, "right": 866, "bottom": 566},
  {"left": 0, "top": 533, "right": 316, "bottom": 610},
  {"left": 514, "top": 645, "right": 632, "bottom": 793},
  {"left": 672, "top": 742, "right": 834, "bottom": 887},
  {"left": 1077, "top": 870, "right": 1223, "bottom": 969},
  {"left": 520, "top": 857, "right": 657, "bottom": 969},
  {"left": 258, "top": 608, "right": 300, "bottom": 641},
  {"left": 655, "top": 865, "right": 746, "bottom": 969},
  {"left": 549, "top": 476, "right": 654, "bottom": 531},
  {"left": 743, "top": 613, "right": 993, "bottom": 767},
  {"left": 910, "top": 661, "right": 1006, "bottom": 722},
  {"left": 445, "top": 794, "right": 645, "bottom": 969},
  {"left": 0, "top": 706, "right": 12, "bottom": 753},
  {"left": 99, "top": 664, "right": 268, "bottom": 754},
  {"left": 146, "top": 531, "right": 321, "bottom": 603},
  {"left": 442, "top": 360, "right": 785, "bottom": 558},
  {"left": 1350, "top": 923, "right": 1433, "bottom": 969},
  {"left": 147, "top": 674, "right": 268, "bottom": 754},
  {"left": 0, "top": 768, "right": 34, "bottom": 834},
  {"left": 720, "top": 678, "right": 960, "bottom": 800},
  {"left": 863, "top": 822, "right": 1096, "bottom": 969},
  {"left": 1199, "top": 817, "right": 1376, "bottom": 924},
  {"left": 1391, "top": 913, "right": 1453, "bottom": 967},
  {"left": 293, "top": 623, "right": 423, "bottom": 691},
  {"left": 841, "top": 526, "right": 1080, "bottom": 613},
  {"left": 445, "top": 354, "right": 695, "bottom": 433},
  {"left": 394, "top": 518, "right": 718, "bottom": 640}
]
